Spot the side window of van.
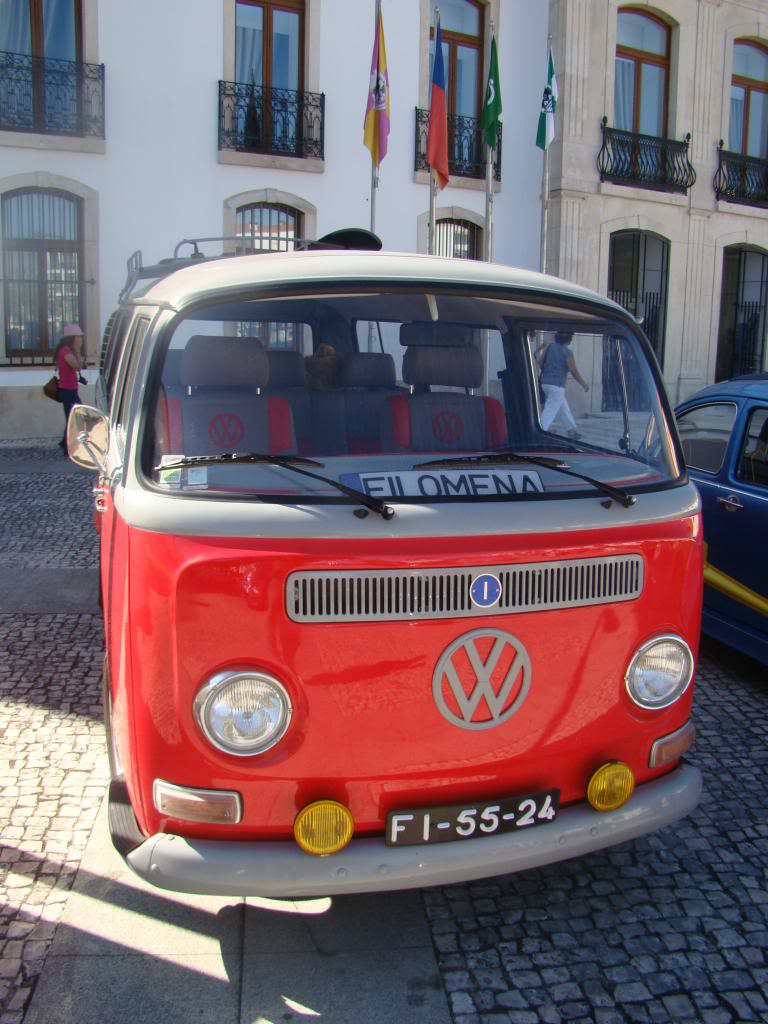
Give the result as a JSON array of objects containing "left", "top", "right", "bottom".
[
  {"left": 103, "top": 312, "right": 128, "bottom": 405},
  {"left": 112, "top": 317, "right": 150, "bottom": 428}
]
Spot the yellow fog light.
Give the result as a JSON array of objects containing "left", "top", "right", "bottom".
[
  {"left": 294, "top": 800, "right": 354, "bottom": 856},
  {"left": 587, "top": 761, "right": 635, "bottom": 812}
]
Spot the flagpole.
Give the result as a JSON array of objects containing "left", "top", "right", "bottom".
[
  {"left": 429, "top": 171, "right": 437, "bottom": 254},
  {"left": 540, "top": 33, "right": 552, "bottom": 274},
  {"left": 541, "top": 145, "right": 549, "bottom": 273},
  {"left": 427, "top": 6, "right": 440, "bottom": 255},
  {"left": 484, "top": 18, "right": 496, "bottom": 263},
  {"left": 369, "top": 0, "right": 382, "bottom": 233}
]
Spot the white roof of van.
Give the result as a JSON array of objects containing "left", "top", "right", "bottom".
[{"left": 138, "top": 249, "right": 625, "bottom": 314}]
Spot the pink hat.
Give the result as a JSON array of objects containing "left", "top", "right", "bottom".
[{"left": 61, "top": 323, "right": 84, "bottom": 338}]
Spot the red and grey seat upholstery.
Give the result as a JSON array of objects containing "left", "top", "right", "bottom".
[
  {"left": 339, "top": 352, "right": 402, "bottom": 454},
  {"left": 381, "top": 344, "right": 507, "bottom": 453},
  {"left": 264, "top": 349, "right": 313, "bottom": 454},
  {"left": 163, "top": 335, "right": 295, "bottom": 455}
]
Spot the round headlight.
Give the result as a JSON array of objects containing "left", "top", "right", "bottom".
[
  {"left": 194, "top": 670, "right": 292, "bottom": 755},
  {"left": 625, "top": 635, "right": 693, "bottom": 709}
]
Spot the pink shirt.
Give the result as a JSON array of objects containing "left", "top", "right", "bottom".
[{"left": 56, "top": 346, "right": 78, "bottom": 390}]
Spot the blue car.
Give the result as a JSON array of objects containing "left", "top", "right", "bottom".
[{"left": 675, "top": 373, "right": 768, "bottom": 664}]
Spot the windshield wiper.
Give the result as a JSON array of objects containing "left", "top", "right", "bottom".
[
  {"left": 414, "top": 451, "right": 636, "bottom": 509},
  {"left": 154, "top": 451, "right": 395, "bottom": 520}
]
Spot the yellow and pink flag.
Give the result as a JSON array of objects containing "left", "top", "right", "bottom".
[{"left": 363, "top": 6, "right": 390, "bottom": 166}]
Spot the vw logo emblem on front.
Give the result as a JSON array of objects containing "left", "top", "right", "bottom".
[{"left": 433, "top": 628, "right": 531, "bottom": 730}]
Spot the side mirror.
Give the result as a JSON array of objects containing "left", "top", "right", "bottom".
[{"left": 67, "top": 404, "right": 109, "bottom": 474}]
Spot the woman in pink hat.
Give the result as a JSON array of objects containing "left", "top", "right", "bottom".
[{"left": 53, "top": 324, "right": 86, "bottom": 453}]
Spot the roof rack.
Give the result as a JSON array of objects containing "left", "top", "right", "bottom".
[
  {"left": 119, "top": 228, "right": 382, "bottom": 303},
  {"left": 172, "top": 228, "right": 382, "bottom": 259}
]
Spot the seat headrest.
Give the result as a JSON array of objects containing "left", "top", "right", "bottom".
[
  {"left": 403, "top": 345, "right": 483, "bottom": 389},
  {"left": 399, "top": 322, "right": 471, "bottom": 347},
  {"left": 266, "top": 349, "right": 306, "bottom": 388},
  {"left": 338, "top": 352, "right": 396, "bottom": 388},
  {"left": 180, "top": 335, "right": 269, "bottom": 388}
]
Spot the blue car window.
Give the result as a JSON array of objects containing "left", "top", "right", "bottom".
[
  {"left": 736, "top": 407, "right": 768, "bottom": 488},
  {"left": 677, "top": 402, "right": 737, "bottom": 474}
]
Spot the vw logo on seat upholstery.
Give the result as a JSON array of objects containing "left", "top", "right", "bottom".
[{"left": 433, "top": 628, "right": 531, "bottom": 730}]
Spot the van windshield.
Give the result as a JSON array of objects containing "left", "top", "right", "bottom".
[{"left": 145, "top": 287, "right": 680, "bottom": 504}]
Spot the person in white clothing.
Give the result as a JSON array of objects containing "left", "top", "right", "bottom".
[{"left": 537, "top": 331, "right": 589, "bottom": 437}]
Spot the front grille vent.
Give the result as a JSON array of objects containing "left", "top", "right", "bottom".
[{"left": 286, "top": 554, "right": 644, "bottom": 623}]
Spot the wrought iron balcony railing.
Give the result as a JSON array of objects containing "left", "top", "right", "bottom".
[
  {"left": 415, "top": 108, "right": 502, "bottom": 181},
  {"left": 713, "top": 141, "right": 768, "bottom": 208},
  {"left": 0, "top": 50, "right": 105, "bottom": 137},
  {"left": 218, "top": 80, "right": 324, "bottom": 159},
  {"left": 597, "top": 117, "right": 696, "bottom": 194}
]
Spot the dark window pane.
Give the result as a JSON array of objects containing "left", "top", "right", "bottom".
[
  {"left": 236, "top": 2, "right": 263, "bottom": 84},
  {"left": 455, "top": 45, "right": 478, "bottom": 118},
  {"left": 608, "top": 231, "right": 669, "bottom": 369},
  {"left": 2, "top": 188, "right": 82, "bottom": 355},
  {"left": 639, "top": 63, "right": 665, "bottom": 136},
  {"left": 4, "top": 251, "right": 40, "bottom": 351},
  {"left": 747, "top": 88, "right": 768, "bottom": 157},
  {"left": 272, "top": 9, "right": 299, "bottom": 90},
  {"left": 435, "top": 219, "right": 479, "bottom": 260},
  {"left": 729, "top": 85, "right": 745, "bottom": 151},
  {"left": 737, "top": 407, "right": 768, "bottom": 487},
  {"left": 0, "top": 1, "right": 31, "bottom": 54},
  {"left": 614, "top": 57, "right": 635, "bottom": 130},
  {"left": 42, "top": 0, "right": 77, "bottom": 60}
]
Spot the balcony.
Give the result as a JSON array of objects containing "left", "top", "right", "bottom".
[
  {"left": 414, "top": 108, "right": 502, "bottom": 182},
  {"left": 597, "top": 118, "right": 696, "bottom": 195},
  {"left": 0, "top": 51, "right": 105, "bottom": 137},
  {"left": 218, "top": 81, "right": 324, "bottom": 160},
  {"left": 713, "top": 142, "right": 768, "bottom": 209}
]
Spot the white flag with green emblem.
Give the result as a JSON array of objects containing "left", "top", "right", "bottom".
[{"left": 536, "top": 47, "right": 558, "bottom": 150}]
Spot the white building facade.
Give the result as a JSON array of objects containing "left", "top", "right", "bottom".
[
  {"left": 545, "top": 0, "right": 768, "bottom": 405},
  {"left": 0, "top": 0, "right": 548, "bottom": 439},
  {"left": 5, "top": 0, "right": 768, "bottom": 439}
]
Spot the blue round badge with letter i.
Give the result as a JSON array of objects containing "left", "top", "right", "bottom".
[{"left": 470, "top": 573, "right": 502, "bottom": 608}]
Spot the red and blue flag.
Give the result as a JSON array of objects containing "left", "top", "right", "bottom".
[{"left": 426, "top": 15, "right": 449, "bottom": 189}]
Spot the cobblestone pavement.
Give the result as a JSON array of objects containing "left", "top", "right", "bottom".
[
  {"left": 424, "top": 639, "right": 768, "bottom": 1024},
  {"left": 1, "top": 441, "right": 767, "bottom": 1024},
  {"left": 0, "top": 441, "right": 108, "bottom": 1024}
]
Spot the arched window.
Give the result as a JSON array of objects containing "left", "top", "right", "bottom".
[
  {"left": 235, "top": 201, "right": 302, "bottom": 347},
  {"left": 1, "top": 188, "right": 83, "bottom": 356},
  {"left": 435, "top": 218, "right": 481, "bottom": 260},
  {"left": 614, "top": 8, "right": 670, "bottom": 136},
  {"left": 716, "top": 246, "right": 768, "bottom": 380},
  {"left": 729, "top": 41, "right": 768, "bottom": 157},
  {"left": 608, "top": 230, "right": 669, "bottom": 367},
  {"left": 429, "top": 0, "right": 484, "bottom": 120},
  {"left": 235, "top": 201, "right": 302, "bottom": 251}
]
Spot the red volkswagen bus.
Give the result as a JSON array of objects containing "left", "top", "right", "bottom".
[{"left": 69, "top": 247, "right": 702, "bottom": 897}]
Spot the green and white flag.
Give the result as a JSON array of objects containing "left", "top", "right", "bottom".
[
  {"left": 479, "top": 34, "right": 502, "bottom": 149},
  {"left": 536, "top": 47, "right": 558, "bottom": 150}
]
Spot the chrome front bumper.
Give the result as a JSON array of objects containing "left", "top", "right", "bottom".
[{"left": 122, "top": 763, "right": 702, "bottom": 898}]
